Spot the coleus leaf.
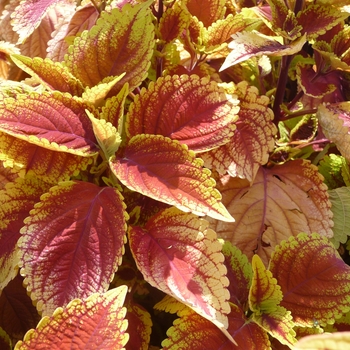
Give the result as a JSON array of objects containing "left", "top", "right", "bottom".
[
  {"left": 0, "top": 91, "right": 98, "bottom": 156},
  {"left": 296, "top": 63, "right": 337, "bottom": 98},
  {"left": 249, "top": 255, "right": 296, "bottom": 347},
  {"left": 10, "top": 0, "right": 72, "bottom": 43},
  {"left": 64, "top": 1, "right": 155, "bottom": 92},
  {"left": 0, "top": 328, "right": 11, "bottom": 350},
  {"left": 86, "top": 110, "right": 121, "bottom": 160},
  {"left": 46, "top": 3, "right": 99, "bottom": 62},
  {"left": 297, "top": 4, "right": 349, "bottom": 40},
  {"left": 157, "top": 298, "right": 267, "bottom": 348},
  {"left": 10, "top": 54, "right": 84, "bottom": 95},
  {"left": 182, "top": 0, "right": 226, "bottom": 28},
  {"left": 221, "top": 241, "right": 252, "bottom": 307},
  {"left": 294, "top": 332, "right": 350, "bottom": 350},
  {"left": 129, "top": 207, "right": 230, "bottom": 330},
  {"left": 14, "top": 286, "right": 129, "bottom": 349},
  {"left": 158, "top": 4, "right": 190, "bottom": 43},
  {"left": 207, "top": 159, "right": 333, "bottom": 264},
  {"left": 111, "top": 134, "right": 234, "bottom": 221},
  {"left": 0, "top": 275, "right": 40, "bottom": 344},
  {"left": 269, "top": 233, "right": 350, "bottom": 327},
  {"left": 100, "top": 83, "right": 129, "bottom": 129},
  {"left": 328, "top": 187, "right": 350, "bottom": 248},
  {"left": 0, "top": 173, "right": 51, "bottom": 291},
  {"left": 318, "top": 154, "right": 348, "bottom": 190},
  {"left": 0, "top": 133, "right": 93, "bottom": 183},
  {"left": 19, "top": 181, "right": 128, "bottom": 316},
  {"left": 124, "top": 301, "right": 152, "bottom": 350},
  {"left": 220, "top": 31, "right": 306, "bottom": 71},
  {"left": 201, "top": 81, "right": 277, "bottom": 183},
  {"left": 317, "top": 102, "right": 350, "bottom": 161},
  {"left": 0, "top": 162, "right": 18, "bottom": 190},
  {"left": 126, "top": 74, "right": 239, "bottom": 153}
]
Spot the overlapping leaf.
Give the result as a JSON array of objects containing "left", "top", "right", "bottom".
[
  {"left": 14, "top": 286, "right": 129, "bottom": 349},
  {"left": 207, "top": 160, "right": 333, "bottom": 264},
  {"left": 125, "top": 302, "right": 152, "bottom": 350},
  {"left": 19, "top": 181, "right": 128, "bottom": 316},
  {"left": 64, "top": 1, "right": 155, "bottom": 92},
  {"left": 182, "top": 0, "right": 226, "bottom": 28},
  {"left": 10, "top": 0, "right": 72, "bottom": 43},
  {"left": 0, "top": 174, "right": 50, "bottom": 291},
  {"left": 0, "top": 162, "right": 18, "bottom": 190},
  {"left": 294, "top": 332, "right": 350, "bottom": 350},
  {"left": 269, "top": 233, "right": 350, "bottom": 327},
  {"left": 129, "top": 207, "right": 230, "bottom": 330},
  {"left": 0, "top": 133, "right": 93, "bottom": 183},
  {"left": 328, "top": 187, "right": 350, "bottom": 248},
  {"left": 317, "top": 102, "right": 350, "bottom": 161},
  {"left": 0, "top": 275, "right": 40, "bottom": 344},
  {"left": 10, "top": 54, "right": 84, "bottom": 95},
  {"left": 111, "top": 134, "right": 234, "bottom": 221},
  {"left": 0, "top": 91, "right": 98, "bottom": 156},
  {"left": 201, "top": 81, "right": 276, "bottom": 183},
  {"left": 221, "top": 241, "right": 252, "bottom": 307},
  {"left": 220, "top": 31, "right": 306, "bottom": 71},
  {"left": 46, "top": 3, "right": 99, "bottom": 62},
  {"left": 0, "top": 328, "right": 11, "bottom": 350},
  {"left": 249, "top": 255, "right": 296, "bottom": 347},
  {"left": 126, "top": 74, "right": 238, "bottom": 153}
]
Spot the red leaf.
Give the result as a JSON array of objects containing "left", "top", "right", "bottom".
[
  {"left": 19, "top": 181, "right": 128, "bottom": 316},
  {"left": 269, "top": 233, "right": 350, "bottom": 327},
  {"left": 0, "top": 92, "right": 98, "bottom": 156},
  {"left": 15, "top": 286, "right": 129, "bottom": 349},
  {"left": 11, "top": 0, "right": 71, "bottom": 43},
  {"left": 111, "top": 134, "right": 233, "bottom": 221},
  {"left": 126, "top": 74, "right": 239, "bottom": 153},
  {"left": 0, "top": 174, "right": 51, "bottom": 291},
  {"left": 129, "top": 207, "right": 230, "bottom": 329},
  {"left": 201, "top": 81, "right": 277, "bottom": 183},
  {"left": 0, "top": 275, "right": 40, "bottom": 344}
]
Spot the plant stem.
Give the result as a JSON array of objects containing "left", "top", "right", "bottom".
[{"left": 273, "top": 55, "right": 293, "bottom": 123}]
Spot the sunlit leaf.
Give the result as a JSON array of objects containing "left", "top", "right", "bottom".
[
  {"left": 318, "top": 154, "right": 346, "bottom": 189},
  {"left": 0, "top": 133, "right": 93, "bottom": 183},
  {"left": 158, "top": 5, "right": 190, "bottom": 43},
  {"left": 220, "top": 31, "right": 306, "bottom": 71},
  {"left": 182, "top": 0, "right": 226, "bottom": 27},
  {"left": 0, "top": 174, "right": 50, "bottom": 291},
  {"left": 201, "top": 81, "right": 276, "bottom": 183},
  {"left": 297, "top": 4, "right": 349, "bottom": 40},
  {"left": 0, "top": 91, "right": 98, "bottom": 156},
  {"left": 328, "top": 187, "right": 350, "bottom": 248},
  {"left": 111, "top": 134, "right": 234, "bottom": 221},
  {"left": 0, "top": 162, "right": 18, "bottom": 190},
  {"left": 317, "top": 102, "right": 350, "bottom": 161},
  {"left": 207, "top": 160, "right": 333, "bottom": 264},
  {"left": 269, "top": 233, "right": 350, "bottom": 327},
  {"left": 0, "top": 275, "right": 40, "bottom": 344},
  {"left": 46, "top": 3, "right": 98, "bottom": 62},
  {"left": 129, "top": 207, "right": 230, "bottom": 329},
  {"left": 64, "top": 1, "right": 155, "bottom": 92},
  {"left": 294, "top": 331, "right": 350, "bottom": 350},
  {"left": 221, "top": 241, "right": 252, "bottom": 307},
  {"left": 250, "top": 255, "right": 296, "bottom": 346},
  {"left": 10, "top": 54, "right": 84, "bottom": 95},
  {"left": 86, "top": 110, "right": 121, "bottom": 160},
  {"left": 14, "top": 286, "right": 129, "bottom": 349},
  {"left": 19, "top": 181, "right": 128, "bottom": 316},
  {"left": 126, "top": 74, "right": 239, "bottom": 152},
  {"left": 10, "top": 0, "right": 72, "bottom": 43}
]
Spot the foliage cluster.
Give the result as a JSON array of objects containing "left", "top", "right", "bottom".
[{"left": 1, "top": 0, "right": 350, "bottom": 348}]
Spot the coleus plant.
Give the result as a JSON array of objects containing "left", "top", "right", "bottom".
[{"left": 1, "top": 0, "right": 350, "bottom": 349}]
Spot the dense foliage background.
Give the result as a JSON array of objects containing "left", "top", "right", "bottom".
[{"left": 1, "top": 0, "right": 350, "bottom": 348}]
